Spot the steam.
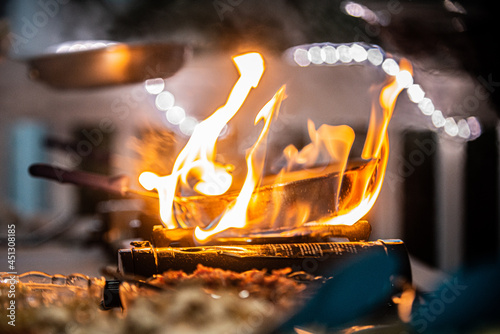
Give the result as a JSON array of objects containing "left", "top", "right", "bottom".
[
  {"left": 7, "top": 0, "right": 363, "bottom": 57},
  {"left": 7, "top": 0, "right": 114, "bottom": 57}
]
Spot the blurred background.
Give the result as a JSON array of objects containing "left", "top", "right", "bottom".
[{"left": 0, "top": 0, "right": 498, "bottom": 290}]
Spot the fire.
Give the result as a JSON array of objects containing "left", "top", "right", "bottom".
[
  {"left": 283, "top": 120, "right": 355, "bottom": 174},
  {"left": 195, "top": 86, "right": 286, "bottom": 240},
  {"left": 140, "top": 51, "right": 412, "bottom": 241},
  {"left": 281, "top": 120, "right": 355, "bottom": 214},
  {"left": 139, "top": 52, "right": 265, "bottom": 228},
  {"left": 321, "top": 58, "right": 413, "bottom": 225}
]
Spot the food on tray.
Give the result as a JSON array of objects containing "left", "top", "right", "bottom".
[{"left": 1, "top": 266, "right": 311, "bottom": 334}]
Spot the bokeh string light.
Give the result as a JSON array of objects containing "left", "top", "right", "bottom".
[
  {"left": 144, "top": 79, "right": 199, "bottom": 136},
  {"left": 146, "top": 43, "right": 482, "bottom": 141},
  {"left": 286, "top": 42, "right": 482, "bottom": 141}
]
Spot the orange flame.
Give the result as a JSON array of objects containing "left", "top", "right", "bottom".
[
  {"left": 139, "top": 52, "right": 265, "bottom": 228},
  {"left": 282, "top": 120, "right": 355, "bottom": 211},
  {"left": 140, "top": 53, "right": 413, "bottom": 239},
  {"left": 195, "top": 86, "right": 286, "bottom": 240},
  {"left": 320, "top": 58, "right": 413, "bottom": 225}
]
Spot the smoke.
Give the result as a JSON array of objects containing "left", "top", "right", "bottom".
[
  {"left": 6, "top": 0, "right": 362, "bottom": 57},
  {"left": 6, "top": 0, "right": 115, "bottom": 57},
  {"left": 108, "top": 0, "right": 361, "bottom": 52}
]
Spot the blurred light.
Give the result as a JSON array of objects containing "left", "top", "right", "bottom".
[
  {"left": 129, "top": 219, "right": 142, "bottom": 228},
  {"left": 451, "top": 17, "right": 466, "bottom": 32},
  {"left": 382, "top": 58, "right": 399, "bottom": 76},
  {"left": 343, "top": 1, "right": 378, "bottom": 24},
  {"left": 155, "top": 91, "right": 175, "bottom": 111},
  {"left": 239, "top": 290, "right": 250, "bottom": 298},
  {"left": 219, "top": 124, "right": 229, "bottom": 138},
  {"left": 92, "top": 42, "right": 107, "bottom": 49},
  {"left": 457, "top": 119, "right": 471, "bottom": 138},
  {"left": 431, "top": 110, "right": 446, "bottom": 128},
  {"left": 286, "top": 42, "right": 482, "bottom": 141},
  {"left": 396, "top": 70, "right": 413, "bottom": 88},
  {"left": 166, "top": 106, "right": 186, "bottom": 125},
  {"left": 293, "top": 48, "right": 310, "bottom": 67},
  {"left": 407, "top": 84, "right": 425, "bottom": 103},
  {"left": 344, "top": 2, "right": 365, "bottom": 17},
  {"left": 54, "top": 40, "right": 117, "bottom": 53},
  {"left": 144, "top": 78, "right": 165, "bottom": 95},
  {"left": 55, "top": 45, "right": 71, "bottom": 53},
  {"left": 367, "top": 48, "right": 383, "bottom": 66},
  {"left": 138, "top": 172, "right": 158, "bottom": 191},
  {"left": 444, "top": 118, "right": 459, "bottom": 136},
  {"left": 195, "top": 170, "right": 232, "bottom": 195},
  {"left": 377, "top": 11, "right": 391, "bottom": 26},
  {"left": 350, "top": 44, "right": 368, "bottom": 62},
  {"left": 308, "top": 46, "right": 324, "bottom": 64},
  {"left": 322, "top": 45, "right": 338, "bottom": 64},
  {"left": 466, "top": 117, "right": 482, "bottom": 139},
  {"left": 418, "top": 98, "right": 435, "bottom": 115},
  {"left": 68, "top": 43, "right": 84, "bottom": 52},
  {"left": 179, "top": 117, "right": 199, "bottom": 136},
  {"left": 337, "top": 45, "right": 352, "bottom": 63},
  {"left": 444, "top": 0, "right": 467, "bottom": 14}
]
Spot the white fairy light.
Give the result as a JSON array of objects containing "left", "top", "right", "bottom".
[
  {"left": 155, "top": 91, "right": 175, "bottom": 111},
  {"left": 457, "top": 119, "right": 471, "bottom": 139},
  {"left": 396, "top": 70, "right": 413, "bottom": 88},
  {"left": 145, "top": 78, "right": 165, "bottom": 95},
  {"left": 432, "top": 110, "right": 446, "bottom": 128},
  {"left": 382, "top": 58, "right": 399, "bottom": 76},
  {"left": 337, "top": 45, "right": 353, "bottom": 63},
  {"left": 293, "top": 48, "right": 310, "bottom": 67},
  {"left": 166, "top": 106, "right": 186, "bottom": 125},
  {"left": 407, "top": 84, "right": 425, "bottom": 103},
  {"left": 285, "top": 42, "right": 481, "bottom": 141},
  {"left": 350, "top": 44, "right": 368, "bottom": 62},
  {"left": 444, "top": 118, "right": 459, "bottom": 136},
  {"left": 322, "top": 45, "right": 338, "bottom": 64},
  {"left": 467, "top": 117, "right": 482, "bottom": 139},
  {"left": 179, "top": 117, "right": 199, "bottom": 136},
  {"left": 308, "top": 46, "right": 324, "bottom": 65},
  {"left": 418, "top": 97, "right": 435, "bottom": 115},
  {"left": 367, "top": 48, "right": 383, "bottom": 66}
]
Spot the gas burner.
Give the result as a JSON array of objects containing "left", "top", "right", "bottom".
[{"left": 118, "top": 235, "right": 411, "bottom": 279}]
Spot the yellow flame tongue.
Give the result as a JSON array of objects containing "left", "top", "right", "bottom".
[
  {"left": 195, "top": 86, "right": 286, "bottom": 241},
  {"left": 141, "top": 53, "right": 413, "bottom": 237},
  {"left": 139, "top": 52, "right": 265, "bottom": 228},
  {"left": 320, "top": 58, "right": 413, "bottom": 226}
]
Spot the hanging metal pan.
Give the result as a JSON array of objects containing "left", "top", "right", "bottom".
[{"left": 26, "top": 42, "right": 188, "bottom": 89}]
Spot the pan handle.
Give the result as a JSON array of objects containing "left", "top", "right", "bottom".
[{"left": 29, "top": 163, "right": 130, "bottom": 196}]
